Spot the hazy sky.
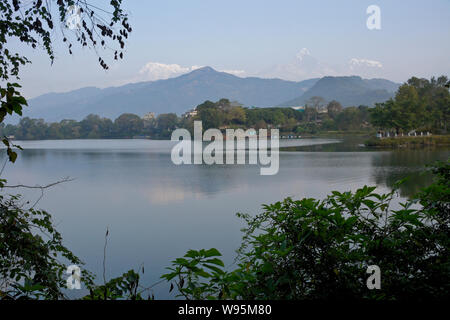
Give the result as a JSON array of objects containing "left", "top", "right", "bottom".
[{"left": 8, "top": 0, "right": 450, "bottom": 98}]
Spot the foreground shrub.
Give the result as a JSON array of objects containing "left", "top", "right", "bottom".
[
  {"left": 1, "top": 161, "right": 448, "bottom": 300},
  {"left": 0, "top": 192, "right": 90, "bottom": 299},
  {"left": 0, "top": 189, "right": 150, "bottom": 300},
  {"left": 163, "top": 160, "right": 449, "bottom": 300}
]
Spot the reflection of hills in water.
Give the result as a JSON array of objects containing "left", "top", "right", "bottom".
[
  {"left": 10, "top": 139, "right": 450, "bottom": 201},
  {"left": 6, "top": 140, "right": 448, "bottom": 300},
  {"left": 14, "top": 148, "right": 269, "bottom": 201},
  {"left": 285, "top": 135, "right": 450, "bottom": 198},
  {"left": 281, "top": 136, "right": 367, "bottom": 152},
  {"left": 370, "top": 149, "right": 450, "bottom": 197}
]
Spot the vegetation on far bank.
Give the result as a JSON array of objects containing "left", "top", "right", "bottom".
[
  {"left": 370, "top": 76, "right": 449, "bottom": 135},
  {"left": 2, "top": 75, "right": 448, "bottom": 142},
  {"left": 0, "top": 99, "right": 373, "bottom": 140}
]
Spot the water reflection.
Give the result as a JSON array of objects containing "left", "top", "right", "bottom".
[
  {"left": 370, "top": 149, "right": 450, "bottom": 197},
  {"left": 8, "top": 141, "right": 449, "bottom": 201},
  {"left": 1, "top": 139, "right": 448, "bottom": 299}
]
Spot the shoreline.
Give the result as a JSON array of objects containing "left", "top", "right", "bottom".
[{"left": 365, "top": 135, "right": 450, "bottom": 148}]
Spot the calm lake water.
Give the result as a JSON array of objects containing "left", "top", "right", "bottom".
[{"left": 2, "top": 138, "right": 449, "bottom": 298}]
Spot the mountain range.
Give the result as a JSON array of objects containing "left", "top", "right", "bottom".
[
  {"left": 18, "top": 67, "right": 400, "bottom": 122},
  {"left": 279, "top": 76, "right": 399, "bottom": 107}
]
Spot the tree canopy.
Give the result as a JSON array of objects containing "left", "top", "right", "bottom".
[
  {"left": 0, "top": 0, "right": 131, "bottom": 161},
  {"left": 369, "top": 76, "right": 450, "bottom": 134}
]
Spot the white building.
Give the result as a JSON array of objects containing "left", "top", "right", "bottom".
[
  {"left": 142, "top": 112, "right": 155, "bottom": 121},
  {"left": 290, "top": 106, "right": 305, "bottom": 111},
  {"left": 183, "top": 109, "right": 198, "bottom": 118}
]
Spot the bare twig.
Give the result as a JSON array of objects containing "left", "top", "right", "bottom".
[
  {"left": 103, "top": 227, "right": 109, "bottom": 286},
  {"left": 2, "top": 177, "right": 74, "bottom": 189},
  {"left": 0, "top": 158, "right": 7, "bottom": 176},
  {"left": 2, "top": 177, "right": 75, "bottom": 209},
  {"left": 137, "top": 278, "right": 165, "bottom": 296}
]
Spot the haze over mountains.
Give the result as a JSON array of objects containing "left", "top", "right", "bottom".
[
  {"left": 280, "top": 76, "right": 399, "bottom": 107},
  {"left": 20, "top": 67, "right": 399, "bottom": 122}
]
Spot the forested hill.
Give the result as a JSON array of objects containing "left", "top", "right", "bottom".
[
  {"left": 16, "top": 68, "right": 401, "bottom": 123},
  {"left": 279, "top": 76, "right": 399, "bottom": 107},
  {"left": 20, "top": 67, "right": 317, "bottom": 123}
]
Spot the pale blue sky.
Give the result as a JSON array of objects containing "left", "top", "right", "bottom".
[{"left": 9, "top": 0, "right": 450, "bottom": 98}]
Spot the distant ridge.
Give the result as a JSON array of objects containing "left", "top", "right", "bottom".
[
  {"left": 278, "top": 76, "right": 399, "bottom": 107},
  {"left": 18, "top": 67, "right": 316, "bottom": 122},
  {"left": 17, "top": 68, "right": 399, "bottom": 123}
]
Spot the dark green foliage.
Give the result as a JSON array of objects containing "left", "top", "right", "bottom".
[
  {"left": 83, "top": 269, "right": 150, "bottom": 300},
  {"left": 114, "top": 113, "right": 144, "bottom": 138},
  {"left": 0, "top": 1, "right": 154, "bottom": 302},
  {"left": 327, "top": 100, "right": 343, "bottom": 119},
  {"left": 0, "top": 113, "right": 177, "bottom": 139},
  {"left": 0, "top": 83, "right": 27, "bottom": 123},
  {"left": 161, "top": 248, "right": 226, "bottom": 300},
  {"left": 415, "top": 160, "right": 450, "bottom": 222},
  {"left": 0, "top": 187, "right": 155, "bottom": 300},
  {"left": 0, "top": 96, "right": 360, "bottom": 139},
  {"left": 0, "top": 0, "right": 131, "bottom": 160},
  {"left": 1, "top": 159, "right": 448, "bottom": 300},
  {"left": 0, "top": 0, "right": 131, "bottom": 80},
  {"left": 0, "top": 104, "right": 309, "bottom": 139},
  {"left": 370, "top": 76, "right": 450, "bottom": 134},
  {"left": 0, "top": 83, "right": 27, "bottom": 161},
  {"left": 163, "top": 161, "right": 450, "bottom": 300},
  {"left": 155, "top": 113, "right": 179, "bottom": 137},
  {"left": 0, "top": 191, "right": 91, "bottom": 299}
]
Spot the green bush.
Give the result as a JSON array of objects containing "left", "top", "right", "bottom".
[
  {"left": 0, "top": 192, "right": 91, "bottom": 299},
  {"left": 0, "top": 188, "right": 152, "bottom": 300},
  {"left": 1, "top": 161, "right": 448, "bottom": 300},
  {"left": 163, "top": 160, "right": 449, "bottom": 300}
]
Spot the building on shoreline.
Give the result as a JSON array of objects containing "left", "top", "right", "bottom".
[
  {"left": 289, "top": 106, "right": 305, "bottom": 111},
  {"left": 183, "top": 109, "right": 198, "bottom": 118},
  {"left": 142, "top": 112, "right": 156, "bottom": 121}
]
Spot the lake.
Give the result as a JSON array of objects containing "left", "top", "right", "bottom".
[{"left": 2, "top": 138, "right": 449, "bottom": 298}]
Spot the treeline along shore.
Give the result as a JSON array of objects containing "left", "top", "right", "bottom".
[{"left": 1, "top": 76, "right": 448, "bottom": 142}]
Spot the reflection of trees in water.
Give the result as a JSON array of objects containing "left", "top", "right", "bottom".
[
  {"left": 12, "top": 146, "right": 450, "bottom": 201},
  {"left": 371, "top": 149, "right": 450, "bottom": 198},
  {"left": 284, "top": 136, "right": 368, "bottom": 152},
  {"left": 15, "top": 149, "right": 253, "bottom": 198}
]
